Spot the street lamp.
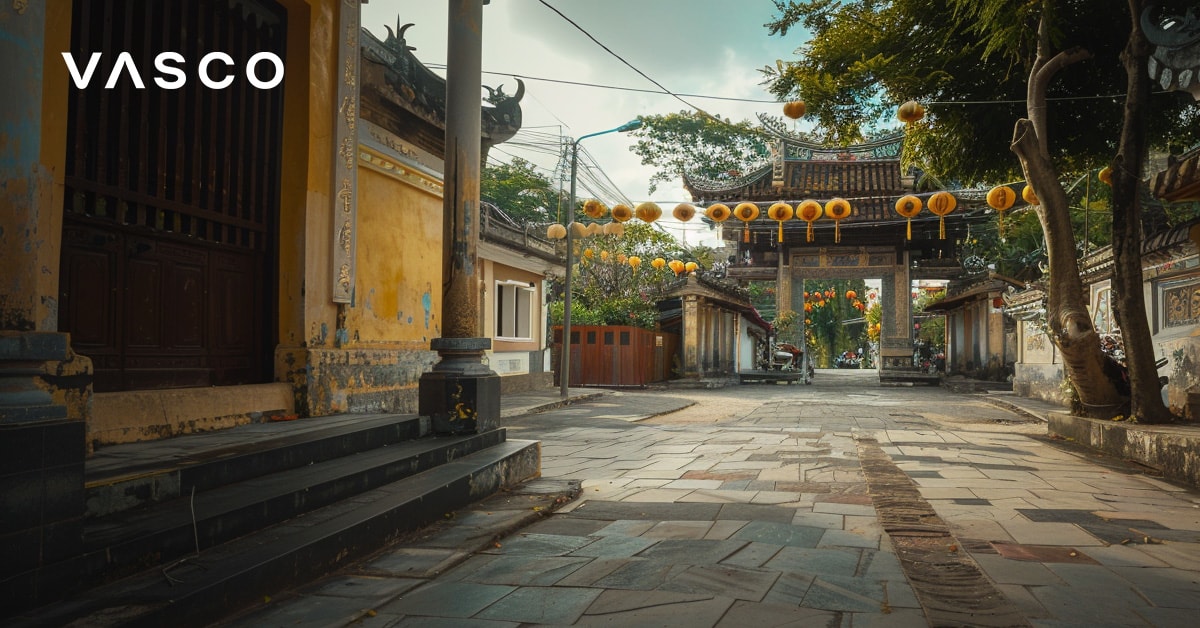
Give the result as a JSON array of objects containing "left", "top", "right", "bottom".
[{"left": 560, "top": 118, "right": 642, "bottom": 398}]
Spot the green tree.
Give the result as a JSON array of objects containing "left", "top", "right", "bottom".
[
  {"left": 627, "top": 111, "right": 774, "bottom": 194},
  {"left": 480, "top": 157, "right": 562, "bottom": 224},
  {"left": 764, "top": 0, "right": 1197, "bottom": 422},
  {"left": 548, "top": 222, "right": 709, "bottom": 329}
]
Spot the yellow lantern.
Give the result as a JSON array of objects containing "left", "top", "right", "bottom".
[
  {"left": 651, "top": 257, "right": 666, "bottom": 270},
  {"left": 1098, "top": 166, "right": 1113, "bottom": 186},
  {"left": 927, "top": 191, "right": 956, "bottom": 240},
  {"left": 672, "top": 203, "right": 696, "bottom": 222},
  {"left": 611, "top": 203, "right": 633, "bottom": 222},
  {"left": 599, "top": 250, "right": 610, "bottom": 261},
  {"left": 604, "top": 222, "right": 625, "bottom": 237},
  {"left": 684, "top": 261, "right": 699, "bottom": 273},
  {"left": 584, "top": 222, "right": 603, "bottom": 237},
  {"left": 986, "top": 185, "right": 1016, "bottom": 235},
  {"left": 628, "top": 255, "right": 641, "bottom": 270},
  {"left": 733, "top": 202, "right": 760, "bottom": 243},
  {"left": 1022, "top": 184, "right": 1039, "bottom": 206},
  {"left": 635, "top": 201, "right": 662, "bottom": 223},
  {"left": 824, "top": 198, "right": 852, "bottom": 243},
  {"left": 570, "top": 222, "right": 587, "bottom": 238},
  {"left": 783, "top": 100, "right": 806, "bottom": 119},
  {"left": 668, "top": 259, "right": 685, "bottom": 275},
  {"left": 796, "top": 199, "right": 823, "bottom": 242},
  {"left": 616, "top": 253, "right": 627, "bottom": 264},
  {"left": 706, "top": 203, "right": 731, "bottom": 222},
  {"left": 583, "top": 247, "right": 594, "bottom": 259},
  {"left": 894, "top": 195, "right": 923, "bottom": 240},
  {"left": 766, "top": 202, "right": 794, "bottom": 243},
  {"left": 582, "top": 199, "right": 607, "bottom": 219},
  {"left": 546, "top": 223, "right": 566, "bottom": 240},
  {"left": 897, "top": 100, "right": 925, "bottom": 124}
]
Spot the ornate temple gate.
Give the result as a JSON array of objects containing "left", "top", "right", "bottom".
[
  {"left": 782, "top": 247, "right": 921, "bottom": 381},
  {"left": 685, "top": 118, "right": 972, "bottom": 384},
  {"left": 58, "top": 0, "right": 286, "bottom": 391}
]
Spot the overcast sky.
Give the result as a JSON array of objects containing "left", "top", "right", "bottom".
[{"left": 362, "top": 1, "right": 811, "bottom": 244}]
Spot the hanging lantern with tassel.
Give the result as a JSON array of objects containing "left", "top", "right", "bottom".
[
  {"left": 766, "top": 202, "right": 793, "bottom": 243},
  {"left": 927, "top": 191, "right": 956, "bottom": 240},
  {"left": 824, "top": 198, "right": 851, "bottom": 243},
  {"left": 897, "top": 100, "right": 925, "bottom": 124},
  {"left": 635, "top": 201, "right": 662, "bottom": 223},
  {"left": 1098, "top": 166, "right": 1113, "bottom": 186},
  {"left": 1022, "top": 184, "right": 1039, "bottom": 206},
  {"left": 610, "top": 203, "right": 633, "bottom": 222},
  {"left": 783, "top": 100, "right": 806, "bottom": 119},
  {"left": 672, "top": 203, "right": 696, "bottom": 222},
  {"left": 706, "top": 203, "right": 731, "bottom": 222},
  {"left": 684, "top": 261, "right": 699, "bottom": 273},
  {"left": 628, "top": 255, "right": 641, "bottom": 271},
  {"left": 546, "top": 223, "right": 566, "bottom": 240},
  {"left": 894, "top": 195, "right": 922, "bottom": 240},
  {"left": 986, "top": 185, "right": 1016, "bottom": 236},
  {"left": 604, "top": 222, "right": 625, "bottom": 237},
  {"left": 651, "top": 257, "right": 666, "bottom": 271},
  {"left": 668, "top": 259, "right": 685, "bottom": 275},
  {"left": 733, "top": 202, "right": 760, "bottom": 243},
  {"left": 582, "top": 199, "right": 607, "bottom": 219},
  {"left": 796, "top": 200, "right": 823, "bottom": 242}
]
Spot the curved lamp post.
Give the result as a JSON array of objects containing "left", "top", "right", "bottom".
[{"left": 560, "top": 119, "right": 642, "bottom": 398}]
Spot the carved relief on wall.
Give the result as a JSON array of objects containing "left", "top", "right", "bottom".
[{"left": 1164, "top": 281, "right": 1200, "bottom": 328}]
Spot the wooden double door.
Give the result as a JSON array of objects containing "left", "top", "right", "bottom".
[{"left": 59, "top": 0, "right": 287, "bottom": 392}]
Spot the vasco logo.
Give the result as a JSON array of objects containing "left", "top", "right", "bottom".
[{"left": 62, "top": 52, "right": 284, "bottom": 90}]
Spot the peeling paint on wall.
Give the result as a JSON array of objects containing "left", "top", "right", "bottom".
[{"left": 422, "top": 290, "right": 432, "bottom": 329}]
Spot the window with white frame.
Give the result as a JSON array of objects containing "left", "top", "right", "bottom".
[{"left": 495, "top": 280, "right": 534, "bottom": 340}]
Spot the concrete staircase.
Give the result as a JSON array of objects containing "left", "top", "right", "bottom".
[{"left": 3, "top": 413, "right": 539, "bottom": 627}]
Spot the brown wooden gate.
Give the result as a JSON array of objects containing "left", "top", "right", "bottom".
[
  {"left": 554, "top": 326, "right": 679, "bottom": 387},
  {"left": 59, "top": 0, "right": 286, "bottom": 391}
]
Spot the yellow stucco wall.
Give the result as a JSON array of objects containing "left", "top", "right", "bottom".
[{"left": 349, "top": 162, "right": 444, "bottom": 347}]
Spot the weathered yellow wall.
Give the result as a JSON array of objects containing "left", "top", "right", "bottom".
[{"left": 348, "top": 165, "right": 443, "bottom": 346}]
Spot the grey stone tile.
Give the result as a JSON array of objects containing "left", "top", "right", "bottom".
[
  {"left": 554, "top": 557, "right": 633, "bottom": 587},
  {"left": 718, "top": 503, "right": 797, "bottom": 523},
  {"left": 764, "top": 546, "right": 864, "bottom": 578},
  {"left": 761, "top": 571, "right": 817, "bottom": 607},
  {"left": 971, "top": 553, "right": 1065, "bottom": 586},
  {"left": 456, "top": 555, "right": 592, "bottom": 586},
  {"left": 592, "top": 519, "right": 657, "bottom": 537},
  {"left": 482, "top": 532, "right": 594, "bottom": 556},
  {"left": 716, "top": 599, "right": 842, "bottom": 627},
  {"left": 792, "top": 511, "right": 846, "bottom": 529},
  {"left": 392, "top": 618, "right": 518, "bottom": 628},
  {"left": 582, "top": 588, "right": 714, "bottom": 615},
  {"left": 569, "top": 534, "right": 658, "bottom": 558},
  {"left": 732, "top": 521, "right": 825, "bottom": 548},
  {"left": 802, "top": 574, "right": 892, "bottom": 613},
  {"left": 818, "top": 528, "right": 880, "bottom": 549},
  {"left": 721, "top": 542, "right": 784, "bottom": 569},
  {"left": 521, "top": 516, "right": 611, "bottom": 537},
  {"left": 1134, "top": 606, "right": 1200, "bottom": 627},
  {"left": 642, "top": 520, "right": 714, "bottom": 539},
  {"left": 565, "top": 500, "right": 722, "bottom": 521},
  {"left": 378, "top": 581, "right": 516, "bottom": 618},
  {"left": 356, "top": 547, "right": 469, "bottom": 579},
  {"left": 474, "top": 586, "right": 602, "bottom": 625},
  {"left": 577, "top": 591, "right": 735, "bottom": 628},
  {"left": 658, "top": 563, "right": 782, "bottom": 602},
  {"left": 637, "top": 538, "right": 748, "bottom": 564},
  {"left": 846, "top": 608, "right": 929, "bottom": 627},
  {"left": 1111, "top": 566, "right": 1200, "bottom": 609},
  {"left": 591, "top": 558, "right": 691, "bottom": 590},
  {"left": 301, "top": 574, "right": 423, "bottom": 601}
]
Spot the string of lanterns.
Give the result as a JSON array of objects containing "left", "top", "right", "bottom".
[{"left": 549, "top": 97, "right": 1099, "bottom": 250}]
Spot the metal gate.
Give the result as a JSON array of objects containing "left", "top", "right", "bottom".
[{"left": 59, "top": 0, "right": 286, "bottom": 391}]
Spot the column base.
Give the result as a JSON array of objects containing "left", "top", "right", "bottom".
[{"left": 419, "top": 338, "right": 500, "bottom": 435}]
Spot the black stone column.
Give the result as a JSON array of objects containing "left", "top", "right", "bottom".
[{"left": 419, "top": 0, "right": 499, "bottom": 435}]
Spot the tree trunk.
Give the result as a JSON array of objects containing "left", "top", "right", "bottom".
[
  {"left": 1010, "top": 11, "right": 1124, "bottom": 417},
  {"left": 1110, "top": 0, "right": 1174, "bottom": 423}
]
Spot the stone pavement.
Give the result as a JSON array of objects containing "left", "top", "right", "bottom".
[{"left": 219, "top": 371, "right": 1200, "bottom": 627}]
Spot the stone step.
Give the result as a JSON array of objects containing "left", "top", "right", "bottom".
[
  {"left": 9, "top": 439, "right": 541, "bottom": 628},
  {"left": 85, "top": 413, "right": 429, "bottom": 517}
]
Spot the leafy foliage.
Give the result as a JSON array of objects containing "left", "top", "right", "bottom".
[
  {"left": 761, "top": 0, "right": 1200, "bottom": 184},
  {"left": 626, "top": 111, "right": 774, "bottom": 194},
  {"left": 548, "top": 223, "right": 712, "bottom": 329},
  {"left": 480, "top": 157, "right": 562, "bottom": 225}
]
